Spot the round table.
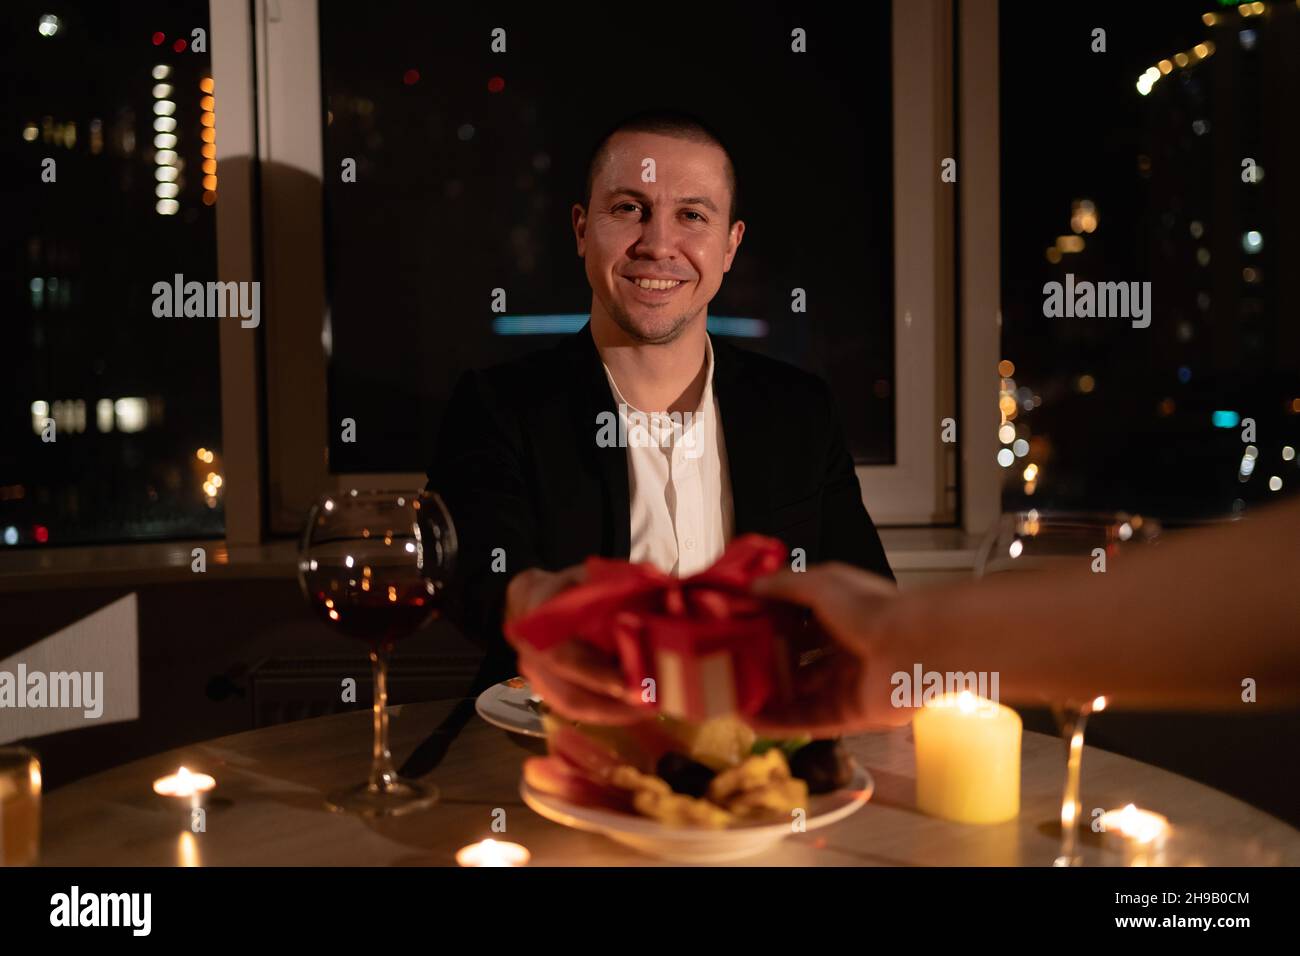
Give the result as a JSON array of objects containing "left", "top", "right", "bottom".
[{"left": 38, "top": 699, "right": 1300, "bottom": 866}]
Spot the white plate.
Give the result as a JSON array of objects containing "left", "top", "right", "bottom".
[
  {"left": 475, "top": 679, "right": 546, "bottom": 738},
  {"left": 521, "top": 763, "right": 874, "bottom": 863}
]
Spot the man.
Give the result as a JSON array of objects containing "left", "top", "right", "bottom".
[{"left": 428, "top": 110, "right": 893, "bottom": 688}]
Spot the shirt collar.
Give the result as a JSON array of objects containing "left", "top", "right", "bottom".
[{"left": 602, "top": 333, "right": 716, "bottom": 416}]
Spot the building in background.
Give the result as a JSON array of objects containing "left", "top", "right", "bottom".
[
  {"left": 2, "top": 2, "right": 224, "bottom": 547},
  {"left": 1000, "top": 0, "right": 1299, "bottom": 520}
]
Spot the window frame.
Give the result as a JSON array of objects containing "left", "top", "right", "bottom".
[{"left": 211, "top": 0, "right": 1000, "bottom": 544}]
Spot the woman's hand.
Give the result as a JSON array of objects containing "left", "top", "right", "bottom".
[{"left": 749, "top": 563, "right": 916, "bottom": 737}]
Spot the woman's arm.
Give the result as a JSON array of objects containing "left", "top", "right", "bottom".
[{"left": 752, "top": 498, "right": 1300, "bottom": 733}]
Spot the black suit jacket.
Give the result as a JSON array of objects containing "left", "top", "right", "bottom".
[{"left": 427, "top": 324, "right": 894, "bottom": 683}]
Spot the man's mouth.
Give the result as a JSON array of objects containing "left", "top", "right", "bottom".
[{"left": 624, "top": 276, "right": 686, "bottom": 292}]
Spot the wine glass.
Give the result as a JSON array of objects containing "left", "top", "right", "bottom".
[
  {"left": 974, "top": 510, "right": 1161, "bottom": 866},
  {"left": 298, "top": 488, "right": 456, "bottom": 817}
]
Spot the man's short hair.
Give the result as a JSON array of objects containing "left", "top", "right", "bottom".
[{"left": 583, "top": 109, "right": 740, "bottom": 225}]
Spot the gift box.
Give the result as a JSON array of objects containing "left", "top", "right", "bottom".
[{"left": 506, "top": 535, "right": 819, "bottom": 721}]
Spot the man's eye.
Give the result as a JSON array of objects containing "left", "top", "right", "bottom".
[
  {"left": 683, "top": 210, "right": 705, "bottom": 222},
  {"left": 615, "top": 203, "right": 640, "bottom": 214}
]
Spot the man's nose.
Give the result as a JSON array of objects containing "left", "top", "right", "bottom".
[{"left": 632, "top": 214, "right": 675, "bottom": 259}]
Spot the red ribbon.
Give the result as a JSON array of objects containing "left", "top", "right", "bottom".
[{"left": 506, "top": 535, "right": 801, "bottom": 717}]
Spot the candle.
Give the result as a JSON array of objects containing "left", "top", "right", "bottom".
[
  {"left": 0, "top": 747, "right": 42, "bottom": 867},
  {"left": 152, "top": 766, "right": 216, "bottom": 808},
  {"left": 455, "top": 839, "right": 531, "bottom": 867},
  {"left": 1101, "top": 804, "right": 1169, "bottom": 865},
  {"left": 913, "top": 691, "right": 1022, "bottom": 824}
]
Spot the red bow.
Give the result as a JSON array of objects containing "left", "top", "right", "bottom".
[{"left": 507, "top": 535, "right": 806, "bottom": 718}]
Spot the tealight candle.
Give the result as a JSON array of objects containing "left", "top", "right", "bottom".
[
  {"left": 1101, "top": 804, "right": 1170, "bottom": 866},
  {"left": 913, "top": 691, "right": 1022, "bottom": 824},
  {"left": 152, "top": 766, "right": 216, "bottom": 809},
  {"left": 0, "top": 748, "right": 42, "bottom": 867},
  {"left": 455, "top": 839, "right": 531, "bottom": 867}
]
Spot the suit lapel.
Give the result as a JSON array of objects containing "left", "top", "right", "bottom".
[
  {"left": 711, "top": 337, "right": 769, "bottom": 536},
  {"left": 567, "top": 325, "right": 631, "bottom": 559}
]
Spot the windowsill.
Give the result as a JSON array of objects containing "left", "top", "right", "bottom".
[
  {"left": 879, "top": 527, "right": 981, "bottom": 572},
  {"left": 0, "top": 540, "right": 301, "bottom": 593},
  {"left": 0, "top": 528, "right": 981, "bottom": 592}
]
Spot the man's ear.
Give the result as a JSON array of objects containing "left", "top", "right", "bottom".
[
  {"left": 722, "top": 219, "right": 745, "bottom": 272},
  {"left": 572, "top": 203, "right": 588, "bottom": 257}
]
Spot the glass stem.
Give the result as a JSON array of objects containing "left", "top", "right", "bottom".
[
  {"left": 368, "top": 649, "right": 399, "bottom": 792},
  {"left": 1054, "top": 705, "right": 1089, "bottom": 867}
]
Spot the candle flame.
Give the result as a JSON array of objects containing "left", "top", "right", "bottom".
[
  {"left": 1103, "top": 803, "right": 1169, "bottom": 845},
  {"left": 922, "top": 690, "right": 1007, "bottom": 719},
  {"left": 456, "top": 838, "right": 531, "bottom": 867},
  {"left": 153, "top": 766, "right": 215, "bottom": 797}
]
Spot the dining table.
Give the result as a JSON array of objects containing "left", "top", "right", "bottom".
[{"left": 37, "top": 697, "right": 1300, "bottom": 866}]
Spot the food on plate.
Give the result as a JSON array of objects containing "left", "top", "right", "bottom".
[
  {"left": 751, "top": 734, "right": 811, "bottom": 757},
  {"left": 668, "top": 715, "right": 757, "bottom": 770},
  {"left": 708, "top": 749, "right": 808, "bottom": 819},
  {"left": 654, "top": 752, "right": 716, "bottom": 798},
  {"left": 789, "top": 739, "right": 855, "bottom": 795},
  {"left": 526, "top": 712, "right": 852, "bottom": 828},
  {"left": 523, "top": 752, "right": 633, "bottom": 813},
  {"left": 621, "top": 769, "right": 735, "bottom": 828}
]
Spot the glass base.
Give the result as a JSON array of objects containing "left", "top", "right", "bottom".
[{"left": 326, "top": 778, "right": 439, "bottom": 818}]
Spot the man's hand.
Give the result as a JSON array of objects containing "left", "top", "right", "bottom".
[
  {"left": 504, "top": 565, "right": 587, "bottom": 623},
  {"left": 504, "top": 566, "right": 646, "bottom": 725},
  {"left": 750, "top": 563, "right": 915, "bottom": 736}
]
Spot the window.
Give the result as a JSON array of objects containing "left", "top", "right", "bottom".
[
  {"left": 1, "top": 1, "right": 225, "bottom": 547},
  {"left": 316, "top": 5, "right": 897, "bottom": 476},
  {"left": 999, "top": 1, "right": 1300, "bottom": 519}
]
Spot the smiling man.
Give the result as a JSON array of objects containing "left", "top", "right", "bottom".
[{"left": 428, "top": 110, "right": 894, "bottom": 686}]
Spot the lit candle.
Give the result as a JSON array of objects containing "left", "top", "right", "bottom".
[
  {"left": 455, "top": 839, "right": 531, "bottom": 867},
  {"left": 913, "top": 691, "right": 1022, "bottom": 824},
  {"left": 152, "top": 766, "right": 216, "bottom": 808},
  {"left": 0, "top": 748, "right": 42, "bottom": 867},
  {"left": 1101, "top": 804, "right": 1170, "bottom": 866}
]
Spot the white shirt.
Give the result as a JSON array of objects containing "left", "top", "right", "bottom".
[{"left": 601, "top": 334, "right": 735, "bottom": 577}]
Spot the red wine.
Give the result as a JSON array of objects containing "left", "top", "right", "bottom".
[{"left": 303, "top": 566, "right": 443, "bottom": 648}]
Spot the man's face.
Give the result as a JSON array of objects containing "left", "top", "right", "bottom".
[{"left": 574, "top": 131, "right": 744, "bottom": 344}]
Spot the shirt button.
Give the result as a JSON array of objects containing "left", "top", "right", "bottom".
[{"left": 684, "top": 537, "right": 696, "bottom": 550}]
